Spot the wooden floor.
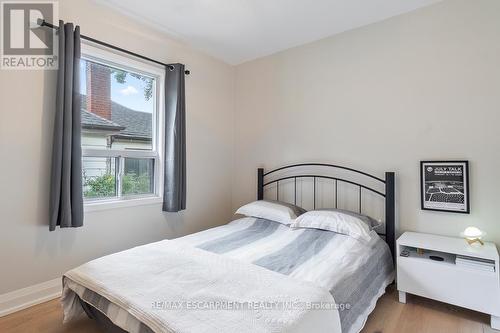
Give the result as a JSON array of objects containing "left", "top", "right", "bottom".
[{"left": 0, "top": 285, "right": 496, "bottom": 333}]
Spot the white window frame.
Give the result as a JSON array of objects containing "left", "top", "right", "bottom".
[{"left": 81, "top": 41, "right": 165, "bottom": 212}]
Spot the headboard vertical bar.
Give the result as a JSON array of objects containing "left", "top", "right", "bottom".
[
  {"left": 335, "top": 180, "right": 338, "bottom": 208},
  {"left": 385, "top": 172, "right": 396, "bottom": 263},
  {"left": 294, "top": 177, "right": 297, "bottom": 205},
  {"left": 359, "top": 186, "right": 362, "bottom": 214},
  {"left": 257, "top": 168, "right": 264, "bottom": 200},
  {"left": 276, "top": 181, "right": 279, "bottom": 201},
  {"left": 313, "top": 177, "right": 316, "bottom": 209}
]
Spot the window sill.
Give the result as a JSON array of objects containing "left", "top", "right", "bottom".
[{"left": 84, "top": 196, "right": 163, "bottom": 213}]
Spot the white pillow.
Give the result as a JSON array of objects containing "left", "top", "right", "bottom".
[
  {"left": 290, "top": 210, "right": 373, "bottom": 242},
  {"left": 235, "top": 200, "right": 306, "bottom": 225}
]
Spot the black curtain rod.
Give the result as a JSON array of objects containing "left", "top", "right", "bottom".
[{"left": 39, "top": 19, "right": 190, "bottom": 75}]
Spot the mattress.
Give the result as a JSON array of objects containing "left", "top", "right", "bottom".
[{"left": 65, "top": 217, "right": 394, "bottom": 333}]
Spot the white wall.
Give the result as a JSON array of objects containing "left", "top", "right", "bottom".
[
  {"left": 233, "top": 0, "right": 500, "bottom": 243},
  {"left": 0, "top": 0, "right": 234, "bottom": 294}
]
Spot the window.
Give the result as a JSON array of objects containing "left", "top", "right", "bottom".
[{"left": 80, "top": 43, "right": 164, "bottom": 207}]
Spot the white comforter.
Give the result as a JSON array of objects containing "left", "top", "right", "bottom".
[{"left": 62, "top": 239, "right": 341, "bottom": 333}]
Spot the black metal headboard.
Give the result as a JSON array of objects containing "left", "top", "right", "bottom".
[{"left": 257, "top": 163, "right": 396, "bottom": 262}]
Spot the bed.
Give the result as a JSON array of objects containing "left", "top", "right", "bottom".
[{"left": 62, "top": 163, "right": 396, "bottom": 333}]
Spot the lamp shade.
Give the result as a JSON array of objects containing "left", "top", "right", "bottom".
[{"left": 461, "top": 226, "right": 484, "bottom": 239}]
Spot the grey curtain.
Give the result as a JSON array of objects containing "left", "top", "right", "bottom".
[
  {"left": 49, "top": 21, "right": 83, "bottom": 231},
  {"left": 162, "top": 64, "right": 186, "bottom": 212}
]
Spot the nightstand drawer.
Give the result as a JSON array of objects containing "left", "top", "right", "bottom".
[{"left": 398, "top": 256, "right": 500, "bottom": 315}]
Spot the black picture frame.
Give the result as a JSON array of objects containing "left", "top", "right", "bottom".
[{"left": 420, "top": 161, "right": 470, "bottom": 214}]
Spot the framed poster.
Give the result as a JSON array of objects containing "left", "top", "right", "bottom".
[{"left": 420, "top": 161, "right": 470, "bottom": 214}]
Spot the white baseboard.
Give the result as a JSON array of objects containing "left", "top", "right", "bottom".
[{"left": 0, "top": 278, "right": 62, "bottom": 317}]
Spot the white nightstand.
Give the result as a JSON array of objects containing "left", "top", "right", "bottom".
[{"left": 397, "top": 232, "right": 500, "bottom": 330}]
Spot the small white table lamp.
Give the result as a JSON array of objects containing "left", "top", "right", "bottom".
[{"left": 461, "top": 226, "right": 485, "bottom": 245}]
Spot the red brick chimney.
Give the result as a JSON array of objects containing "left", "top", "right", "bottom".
[{"left": 86, "top": 62, "right": 111, "bottom": 120}]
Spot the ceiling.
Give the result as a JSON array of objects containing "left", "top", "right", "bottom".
[{"left": 94, "top": 0, "right": 441, "bottom": 65}]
